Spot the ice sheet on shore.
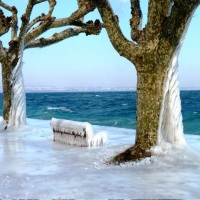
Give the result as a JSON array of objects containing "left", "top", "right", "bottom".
[{"left": 0, "top": 118, "right": 200, "bottom": 198}]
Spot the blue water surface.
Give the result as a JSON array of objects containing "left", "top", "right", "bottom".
[{"left": 0, "top": 91, "right": 199, "bottom": 135}]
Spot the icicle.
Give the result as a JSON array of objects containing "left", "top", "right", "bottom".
[
  {"left": 50, "top": 118, "right": 108, "bottom": 147},
  {"left": 91, "top": 131, "right": 108, "bottom": 147},
  {"left": 158, "top": 7, "right": 197, "bottom": 149}
]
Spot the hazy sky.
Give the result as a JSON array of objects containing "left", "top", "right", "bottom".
[{"left": 0, "top": 0, "right": 200, "bottom": 89}]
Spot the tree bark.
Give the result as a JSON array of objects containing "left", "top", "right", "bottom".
[
  {"left": 114, "top": 63, "right": 167, "bottom": 162},
  {"left": 1, "top": 59, "right": 12, "bottom": 123},
  {"left": 136, "top": 70, "right": 165, "bottom": 150}
]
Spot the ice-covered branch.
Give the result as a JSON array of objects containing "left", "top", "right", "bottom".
[
  {"left": 25, "top": 21, "right": 102, "bottom": 49},
  {"left": 130, "top": 0, "right": 143, "bottom": 42}
]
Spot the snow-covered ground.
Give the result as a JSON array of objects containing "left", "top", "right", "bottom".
[{"left": 0, "top": 118, "right": 200, "bottom": 198}]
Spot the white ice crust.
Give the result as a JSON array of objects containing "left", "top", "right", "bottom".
[
  {"left": 157, "top": 7, "right": 197, "bottom": 151},
  {"left": 0, "top": 117, "right": 7, "bottom": 131},
  {"left": 8, "top": 40, "right": 26, "bottom": 126},
  {"left": 50, "top": 118, "right": 108, "bottom": 147}
]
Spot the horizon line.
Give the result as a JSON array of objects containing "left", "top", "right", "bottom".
[{"left": 0, "top": 86, "right": 200, "bottom": 93}]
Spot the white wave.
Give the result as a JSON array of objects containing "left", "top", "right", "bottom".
[{"left": 47, "top": 106, "right": 72, "bottom": 112}]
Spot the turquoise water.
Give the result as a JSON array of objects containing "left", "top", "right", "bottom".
[{"left": 0, "top": 91, "right": 199, "bottom": 135}]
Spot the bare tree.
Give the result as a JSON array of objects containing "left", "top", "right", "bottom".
[
  {"left": 89, "top": 0, "right": 200, "bottom": 162},
  {"left": 0, "top": 0, "right": 102, "bottom": 127}
]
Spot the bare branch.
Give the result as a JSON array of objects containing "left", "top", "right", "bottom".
[
  {"left": 0, "top": 40, "right": 6, "bottom": 60},
  {"left": 145, "top": 0, "right": 172, "bottom": 40},
  {"left": 0, "top": 1, "right": 12, "bottom": 11},
  {"left": 158, "top": 0, "right": 198, "bottom": 53},
  {"left": 78, "top": 0, "right": 85, "bottom": 22},
  {"left": 26, "top": 14, "right": 46, "bottom": 32},
  {"left": 130, "top": 0, "right": 143, "bottom": 42},
  {"left": 25, "top": 1, "right": 96, "bottom": 45},
  {"left": 11, "top": 6, "right": 18, "bottom": 39},
  {"left": 71, "top": 19, "right": 102, "bottom": 35},
  {"left": 46, "top": 0, "right": 56, "bottom": 17},
  {"left": 25, "top": 28, "right": 83, "bottom": 49},
  {"left": 166, "top": 1, "right": 174, "bottom": 17},
  {"left": 89, "top": 0, "right": 138, "bottom": 63},
  {"left": 50, "top": 1, "right": 96, "bottom": 28},
  {"left": 34, "top": 0, "right": 48, "bottom": 4},
  {"left": 25, "top": 20, "right": 102, "bottom": 49},
  {"left": 18, "top": 1, "right": 34, "bottom": 42},
  {"left": 0, "top": 9, "right": 12, "bottom": 36},
  {"left": 0, "top": 1, "right": 18, "bottom": 39},
  {"left": 15, "top": 0, "right": 35, "bottom": 56},
  {"left": 25, "top": 16, "right": 55, "bottom": 45}
]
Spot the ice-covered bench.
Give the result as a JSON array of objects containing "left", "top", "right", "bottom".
[{"left": 50, "top": 118, "right": 108, "bottom": 147}]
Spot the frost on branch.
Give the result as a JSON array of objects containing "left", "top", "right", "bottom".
[{"left": 50, "top": 118, "right": 108, "bottom": 147}]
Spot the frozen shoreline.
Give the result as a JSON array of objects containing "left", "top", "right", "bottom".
[{"left": 0, "top": 118, "right": 200, "bottom": 198}]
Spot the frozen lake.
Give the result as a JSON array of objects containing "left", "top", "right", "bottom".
[{"left": 0, "top": 118, "right": 200, "bottom": 198}]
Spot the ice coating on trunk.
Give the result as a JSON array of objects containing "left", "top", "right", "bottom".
[
  {"left": 0, "top": 117, "right": 7, "bottom": 131},
  {"left": 8, "top": 55, "right": 26, "bottom": 126},
  {"left": 50, "top": 118, "right": 108, "bottom": 147},
  {"left": 157, "top": 7, "right": 197, "bottom": 149}
]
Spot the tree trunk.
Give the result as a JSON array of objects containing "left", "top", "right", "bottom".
[
  {"left": 114, "top": 54, "right": 186, "bottom": 162},
  {"left": 135, "top": 70, "right": 165, "bottom": 149},
  {"left": 1, "top": 60, "right": 12, "bottom": 123},
  {"left": 1, "top": 54, "right": 26, "bottom": 127},
  {"left": 114, "top": 66, "right": 166, "bottom": 162}
]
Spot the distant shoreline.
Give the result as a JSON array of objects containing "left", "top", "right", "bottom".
[{"left": 0, "top": 87, "right": 200, "bottom": 93}]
